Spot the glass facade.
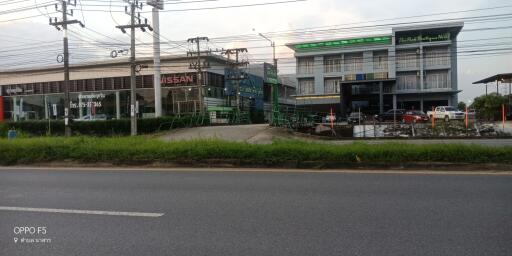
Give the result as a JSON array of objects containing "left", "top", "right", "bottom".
[{"left": 1, "top": 72, "right": 226, "bottom": 121}]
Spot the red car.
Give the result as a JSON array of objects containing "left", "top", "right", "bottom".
[{"left": 401, "top": 110, "right": 429, "bottom": 123}]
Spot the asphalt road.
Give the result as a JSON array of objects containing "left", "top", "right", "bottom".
[{"left": 1, "top": 168, "right": 511, "bottom": 256}]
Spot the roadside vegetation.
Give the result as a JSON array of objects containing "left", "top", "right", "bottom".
[
  {"left": 0, "top": 137, "right": 510, "bottom": 167},
  {"left": 0, "top": 115, "right": 210, "bottom": 137}
]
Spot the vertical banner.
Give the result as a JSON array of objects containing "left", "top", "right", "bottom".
[{"left": 0, "top": 96, "right": 4, "bottom": 122}]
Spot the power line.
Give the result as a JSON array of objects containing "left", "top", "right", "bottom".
[{"left": 78, "top": 0, "right": 307, "bottom": 12}]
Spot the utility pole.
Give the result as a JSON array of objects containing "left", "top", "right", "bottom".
[
  {"left": 187, "top": 37, "right": 210, "bottom": 114},
  {"left": 223, "top": 48, "right": 248, "bottom": 112},
  {"left": 116, "top": 0, "right": 153, "bottom": 136},
  {"left": 50, "top": 0, "right": 85, "bottom": 137},
  {"left": 147, "top": 0, "right": 164, "bottom": 117},
  {"left": 258, "top": 33, "right": 279, "bottom": 125}
]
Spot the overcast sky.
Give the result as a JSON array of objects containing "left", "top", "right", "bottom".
[{"left": 1, "top": 0, "right": 512, "bottom": 102}]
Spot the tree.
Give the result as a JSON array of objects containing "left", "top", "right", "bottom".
[
  {"left": 457, "top": 101, "right": 466, "bottom": 111},
  {"left": 470, "top": 93, "right": 508, "bottom": 120}
]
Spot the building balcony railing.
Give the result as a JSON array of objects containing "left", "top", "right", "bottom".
[{"left": 396, "top": 84, "right": 421, "bottom": 92}]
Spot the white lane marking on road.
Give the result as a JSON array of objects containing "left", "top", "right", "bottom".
[{"left": 0, "top": 206, "right": 164, "bottom": 217}]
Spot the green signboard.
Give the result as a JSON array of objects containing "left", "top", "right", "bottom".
[
  {"left": 264, "top": 63, "right": 278, "bottom": 84},
  {"left": 293, "top": 36, "right": 392, "bottom": 50},
  {"left": 397, "top": 32, "right": 450, "bottom": 45}
]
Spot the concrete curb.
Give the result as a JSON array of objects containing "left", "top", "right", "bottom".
[{"left": 2, "top": 160, "right": 511, "bottom": 172}]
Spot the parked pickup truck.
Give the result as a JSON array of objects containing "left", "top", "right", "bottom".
[{"left": 427, "top": 106, "right": 465, "bottom": 122}]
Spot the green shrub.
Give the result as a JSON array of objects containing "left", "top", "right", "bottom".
[
  {"left": 0, "top": 137, "right": 510, "bottom": 166},
  {"left": 4, "top": 115, "right": 210, "bottom": 137},
  {"left": 0, "top": 122, "right": 8, "bottom": 138}
]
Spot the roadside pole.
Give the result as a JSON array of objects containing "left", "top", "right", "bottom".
[
  {"left": 50, "top": 1, "right": 85, "bottom": 137},
  {"left": 257, "top": 32, "right": 278, "bottom": 126},
  {"left": 115, "top": 0, "right": 153, "bottom": 136},
  {"left": 148, "top": 0, "right": 164, "bottom": 117}
]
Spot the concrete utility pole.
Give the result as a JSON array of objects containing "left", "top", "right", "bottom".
[
  {"left": 116, "top": 0, "right": 153, "bottom": 136},
  {"left": 223, "top": 48, "right": 248, "bottom": 112},
  {"left": 258, "top": 33, "right": 279, "bottom": 125},
  {"left": 147, "top": 0, "right": 164, "bottom": 117},
  {"left": 187, "top": 37, "right": 210, "bottom": 114},
  {"left": 50, "top": 0, "right": 85, "bottom": 137}
]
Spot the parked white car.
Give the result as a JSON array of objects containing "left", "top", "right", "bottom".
[{"left": 427, "top": 106, "right": 465, "bottom": 122}]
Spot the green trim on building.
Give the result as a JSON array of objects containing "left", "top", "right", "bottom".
[{"left": 292, "top": 36, "right": 392, "bottom": 50}]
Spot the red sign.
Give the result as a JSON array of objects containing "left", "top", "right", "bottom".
[
  {"left": 0, "top": 96, "right": 4, "bottom": 122},
  {"left": 161, "top": 74, "right": 195, "bottom": 86}
]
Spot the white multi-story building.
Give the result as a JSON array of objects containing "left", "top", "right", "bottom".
[{"left": 286, "top": 22, "right": 463, "bottom": 116}]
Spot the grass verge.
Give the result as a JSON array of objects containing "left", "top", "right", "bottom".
[{"left": 0, "top": 137, "right": 511, "bottom": 168}]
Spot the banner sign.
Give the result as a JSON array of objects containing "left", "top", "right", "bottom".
[
  {"left": 70, "top": 93, "right": 105, "bottom": 109},
  {"left": 6, "top": 87, "right": 23, "bottom": 95},
  {"left": 397, "top": 32, "right": 451, "bottom": 45},
  {"left": 224, "top": 68, "right": 264, "bottom": 110},
  {"left": 160, "top": 73, "right": 196, "bottom": 86},
  {"left": 264, "top": 63, "right": 278, "bottom": 84}
]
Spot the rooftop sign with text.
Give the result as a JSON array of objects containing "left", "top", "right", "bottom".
[{"left": 291, "top": 36, "right": 392, "bottom": 50}]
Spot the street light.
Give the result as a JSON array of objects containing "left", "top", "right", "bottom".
[
  {"left": 254, "top": 30, "right": 277, "bottom": 69},
  {"left": 254, "top": 29, "right": 279, "bottom": 125}
]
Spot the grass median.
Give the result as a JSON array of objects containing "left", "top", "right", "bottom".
[{"left": 0, "top": 137, "right": 511, "bottom": 167}]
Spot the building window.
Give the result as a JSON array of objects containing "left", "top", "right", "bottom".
[
  {"left": 324, "top": 78, "right": 342, "bottom": 94},
  {"left": 50, "top": 82, "right": 59, "bottom": 93},
  {"left": 298, "top": 79, "right": 315, "bottom": 95},
  {"left": 344, "top": 53, "right": 363, "bottom": 73},
  {"left": 94, "top": 79, "right": 104, "bottom": 91},
  {"left": 396, "top": 50, "right": 418, "bottom": 69},
  {"left": 425, "top": 71, "right": 449, "bottom": 90},
  {"left": 425, "top": 47, "right": 449, "bottom": 67},
  {"left": 397, "top": 74, "right": 419, "bottom": 91},
  {"left": 104, "top": 78, "right": 113, "bottom": 91},
  {"left": 298, "top": 57, "right": 314, "bottom": 75},
  {"left": 324, "top": 56, "right": 342, "bottom": 73},
  {"left": 34, "top": 83, "right": 42, "bottom": 94},
  {"left": 373, "top": 51, "right": 388, "bottom": 70},
  {"left": 85, "top": 80, "right": 94, "bottom": 91}
]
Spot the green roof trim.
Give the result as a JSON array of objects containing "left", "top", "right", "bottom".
[{"left": 292, "top": 36, "right": 392, "bottom": 50}]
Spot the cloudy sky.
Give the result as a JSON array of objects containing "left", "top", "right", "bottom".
[{"left": 1, "top": 0, "right": 512, "bottom": 102}]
